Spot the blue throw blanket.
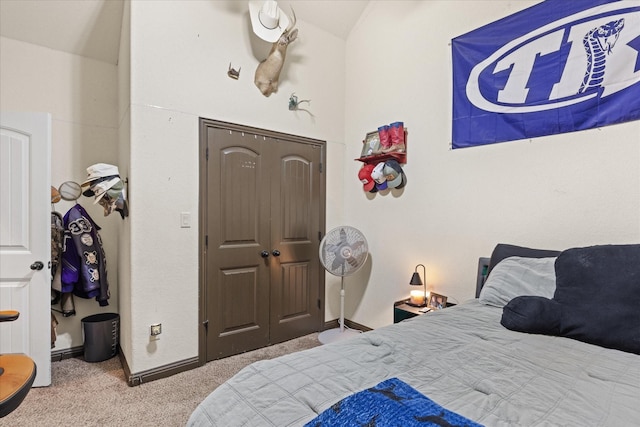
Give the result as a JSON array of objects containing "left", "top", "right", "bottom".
[{"left": 305, "top": 377, "right": 484, "bottom": 427}]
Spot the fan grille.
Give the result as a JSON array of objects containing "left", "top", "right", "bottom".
[{"left": 319, "top": 226, "right": 368, "bottom": 277}]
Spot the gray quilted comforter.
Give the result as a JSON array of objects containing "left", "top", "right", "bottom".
[{"left": 188, "top": 300, "right": 640, "bottom": 426}]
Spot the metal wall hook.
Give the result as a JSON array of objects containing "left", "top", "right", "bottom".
[
  {"left": 227, "top": 63, "right": 241, "bottom": 80},
  {"left": 288, "top": 92, "right": 311, "bottom": 111}
]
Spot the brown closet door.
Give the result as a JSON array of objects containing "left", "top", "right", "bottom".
[
  {"left": 205, "top": 127, "right": 271, "bottom": 359},
  {"left": 201, "top": 120, "right": 324, "bottom": 361},
  {"left": 269, "top": 139, "right": 322, "bottom": 344}
]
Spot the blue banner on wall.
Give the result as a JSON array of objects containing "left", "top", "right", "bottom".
[{"left": 451, "top": 0, "right": 640, "bottom": 149}]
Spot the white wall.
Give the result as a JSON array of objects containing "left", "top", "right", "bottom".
[
  {"left": 0, "top": 36, "right": 120, "bottom": 349},
  {"left": 343, "top": 1, "right": 640, "bottom": 329},
  {"left": 123, "top": 0, "right": 346, "bottom": 373}
]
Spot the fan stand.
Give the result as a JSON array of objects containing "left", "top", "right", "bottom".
[{"left": 318, "top": 276, "right": 362, "bottom": 344}]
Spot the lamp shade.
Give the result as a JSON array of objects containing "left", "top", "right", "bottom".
[
  {"left": 410, "top": 272, "right": 423, "bottom": 286},
  {"left": 408, "top": 264, "right": 427, "bottom": 306}
]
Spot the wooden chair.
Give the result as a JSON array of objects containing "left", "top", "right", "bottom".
[{"left": 0, "top": 310, "right": 37, "bottom": 418}]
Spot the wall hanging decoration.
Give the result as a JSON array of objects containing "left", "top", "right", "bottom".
[
  {"left": 58, "top": 181, "right": 82, "bottom": 201},
  {"left": 288, "top": 93, "right": 312, "bottom": 113},
  {"left": 250, "top": 1, "right": 298, "bottom": 97},
  {"left": 227, "top": 63, "right": 241, "bottom": 80},
  {"left": 356, "top": 123, "right": 407, "bottom": 193},
  {"left": 451, "top": 0, "right": 640, "bottom": 149},
  {"left": 360, "top": 131, "right": 381, "bottom": 158}
]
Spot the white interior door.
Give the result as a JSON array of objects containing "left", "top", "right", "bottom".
[{"left": 0, "top": 112, "right": 52, "bottom": 387}]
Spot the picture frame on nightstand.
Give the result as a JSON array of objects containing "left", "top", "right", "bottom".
[{"left": 428, "top": 293, "right": 447, "bottom": 309}]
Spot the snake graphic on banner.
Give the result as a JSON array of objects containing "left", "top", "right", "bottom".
[{"left": 580, "top": 19, "right": 625, "bottom": 93}]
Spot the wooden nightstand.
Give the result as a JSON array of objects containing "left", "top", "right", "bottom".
[{"left": 393, "top": 299, "right": 456, "bottom": 323}]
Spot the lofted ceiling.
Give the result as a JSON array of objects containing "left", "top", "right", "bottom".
[{"left": 0, "top": 0, "right": 369, "bottom": 65}]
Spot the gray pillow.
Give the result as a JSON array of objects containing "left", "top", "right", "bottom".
[
  {"left": 488, "top": 243, "right": 560, "bottom": 276},
  {"left": 479, "top": 256, "right": 556, "bottom": 307}
]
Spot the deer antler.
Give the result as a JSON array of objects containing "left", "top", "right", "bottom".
[{"left": 284, "top": 6, "right": 296, "bottom": 34}]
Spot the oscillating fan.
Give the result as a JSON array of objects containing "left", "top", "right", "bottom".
[{"left": 318, "top": 226, "right": 369, "bottom": 344}]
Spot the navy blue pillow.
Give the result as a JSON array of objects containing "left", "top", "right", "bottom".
[
  {"left": 501, "top": 296, "right": 561, "bottom": 334},
  {"left": 501, "top": 244, "right": 640, "bottom": 355}
]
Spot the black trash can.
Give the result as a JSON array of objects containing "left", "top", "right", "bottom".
[{"left": 82, "top": 312, "right": 120, "bottom": 363}]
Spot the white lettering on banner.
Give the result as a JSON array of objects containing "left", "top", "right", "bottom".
[
  {"left": 496, "top": 31, "right": 564, "bottom": 104},
  {"left": 466, "top": 2, "right": 640, "bottom": 113}
]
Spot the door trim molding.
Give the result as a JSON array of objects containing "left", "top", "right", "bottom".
[{"left": 198, "top": 119, "right": 326, "bottom": 147}]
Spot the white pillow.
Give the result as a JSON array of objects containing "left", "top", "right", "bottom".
[{"left": 479, "top": 256, "right": 556, "bottom": 308}]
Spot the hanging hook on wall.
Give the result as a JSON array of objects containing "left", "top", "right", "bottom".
[
  {"left": 288, "top": 92, "right": 310, "bottom": 110},
  {"left": 288, "top": 93, "right": 314, "bottom": 117},
  {"left": 227, "top": 62, "right": 241, "bottom": 80}
]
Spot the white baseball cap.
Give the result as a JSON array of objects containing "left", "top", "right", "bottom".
[{"left": 371, "top": 162, "right": 387, "bottom": 184}]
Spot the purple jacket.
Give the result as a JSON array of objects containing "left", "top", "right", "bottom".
[{"left": 61, "top": 204, "right": 109, "bottom": 306}]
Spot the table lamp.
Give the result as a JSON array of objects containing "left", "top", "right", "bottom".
[{"left": 409, "top": 264, "right": 427, "bottom": 306}]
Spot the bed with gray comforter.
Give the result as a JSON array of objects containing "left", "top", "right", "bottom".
[{"left": 188, "top": 244, "right": 640, "bottom": 426}]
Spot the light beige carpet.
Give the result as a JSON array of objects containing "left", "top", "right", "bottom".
[{"left": 4, "top": 333, "right": 320, "bottom": 426}]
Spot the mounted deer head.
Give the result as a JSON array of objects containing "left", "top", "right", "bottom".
[{"left": 254, "top": 7, "right": 297, "bottom": 97}]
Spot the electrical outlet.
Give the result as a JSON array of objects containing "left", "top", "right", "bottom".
[{"left": 150, "top": 323, "right": 162, "bottom": 336}]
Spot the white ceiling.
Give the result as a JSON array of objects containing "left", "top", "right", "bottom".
[{"left": 0, "top": 0, "right": 369, "bottom": 65}]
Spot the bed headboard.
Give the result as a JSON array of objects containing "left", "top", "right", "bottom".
[{"left": 475, "top": 257, "right": 491, "bottom": 298}]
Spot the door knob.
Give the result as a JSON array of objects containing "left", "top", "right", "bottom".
[
  {"left": 260, "top": 250, "right": 270, "bottom": 258},
  {"left": 30, "top": 261, "right": 44, "bottom": 271},
  {"left": 272, "top": 250, "right": 281, "bottom": 257}
]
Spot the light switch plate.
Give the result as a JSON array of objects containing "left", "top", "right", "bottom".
[{"left": 180, "top": 212, "right": 191, "bottom": 228}]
